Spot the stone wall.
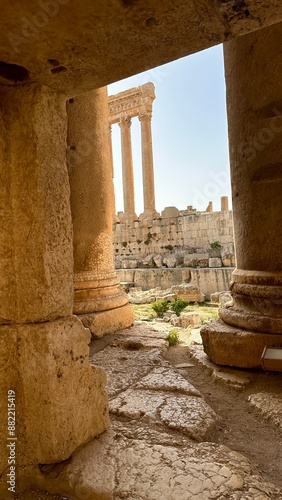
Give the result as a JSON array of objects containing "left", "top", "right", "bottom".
[
  {"left": 113, "top": 207, "right": 235, "bottom": 270},
  {"left": 116, "top": 267, "right": 234, "bottom": 299}
]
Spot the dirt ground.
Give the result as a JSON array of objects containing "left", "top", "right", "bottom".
[{"left": 164, "top": 343, "right": 282, "bottom": 489}]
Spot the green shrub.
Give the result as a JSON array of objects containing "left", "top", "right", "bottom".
[
  {"left": 166, "top": 329, "right": 179, "bottom": 346},
  {"left": 170, "top": 298, "right": 189, "bottom": 316},
  {"left": 209, "top": 241, "right": 222, "bottom": 249},
  {"left": 122, "top": 241, "right": 128, "bottom": 247},
  {"left": 151, "top": 299, "right": 169, "bottom": 318},
  {"left": 164, "top": 244, "right": 173, "bottom": 251}
]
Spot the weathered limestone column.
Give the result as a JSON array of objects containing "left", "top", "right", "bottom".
[
  {"left": 201, "top": 23, "right": 282, "bottom": 368},
  {"left": 67, "top": 88, "right": 134, "bottom": 337},
  {"left": 221, "top": 196, "right": 229, "bottom": 212},
  {"left": 119, "top": 116, "right": 138, "bottom": 221},
  {"left": 0, "top": 83, "right": 108, "bottom": 488},
  {"left": 139, "top": 110, "right": 159, "bottom": 220},
  {"left": 109, "top": 124, "right": 119, "bottom": 222}
]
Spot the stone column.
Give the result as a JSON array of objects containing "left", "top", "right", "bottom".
[
  {"left": 139, "top": 111, "right": 159, "bottom": 220},
  {"left": 119, "top": 116, "right": 138, "bottom": 221},
  {"left": 221, "top": 196, "right": 229, "bottom": 212},
  {"left": 201, "top": 23, "right": 282, "bottom": 368},
  {"left": 67, "top": 88, "right": 134, "bottom": 337},
  {"left": 109, "top": 124, "right": 119, "bottom": 222},
  {"left": 0, "top": 83, "right": 108, "bottom": 484}
]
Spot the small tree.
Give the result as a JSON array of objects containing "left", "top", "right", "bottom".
[
  {"left": 152, "top": 299, "right": 169, "bottom": 318},
  {"left": 170, "top": 298, "right": 189, "bottom": 316},
  {"left": 166, "top": 329, "right": 179, "bottom": 346}
]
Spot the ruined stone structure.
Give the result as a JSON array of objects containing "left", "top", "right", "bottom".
[
  {"left": 109, "top": 83, "right": 159, "bottom": 221},
  {"left": 1, "top": 1, "right": 282, "bottom": 496},
  {"left": 113, "top": 198, "right": 234, "bottom": 264}
]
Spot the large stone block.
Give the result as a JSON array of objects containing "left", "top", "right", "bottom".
[
  {"left": 201, "top": 319, "right": 282, "bottom": 368},
  {"left": 184, "top": 253, "right": 209, "bottom": 268},
  {"left": 171, "top": 284, "right": 205, "bottom": 303},
  {"left": 0, "top": 316, "right": 109, "bottom": 474}
]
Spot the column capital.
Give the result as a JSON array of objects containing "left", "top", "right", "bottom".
[
  {"left": 118, "top": 115, "right": 131, "bottom": 128},
  {"left": 138, "top": 110, "right": 152, "bottom": 122}
]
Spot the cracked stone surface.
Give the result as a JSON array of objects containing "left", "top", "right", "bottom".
[
  {"left": 36, "top": 431, "right": 282, "bottom": 500},
  {"left": 160, "top": 396, "right": 220, "bottom": 441},
  {"left": 248, "top": 393, "right": 282, "bottom": 431},
  {"left": 135, "top": 367, "right": 201, "bottom": 395},
  {"left": 18, "top": 322, "right": 282, "bottom": 499},
  {"left": 90, "top": 347, "right": 166, "bottom": 397}
]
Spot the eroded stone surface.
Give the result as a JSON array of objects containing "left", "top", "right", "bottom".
[
  {"left": 135, "top": 367, "right": 201, "bottom": 396},
  {"left": 159, "top": 396, "right": 220, "bottom": 441},
  {"left": 32, "top": 432, "right": 282, "bottom": 500},
  {"left": 248, "top": 393, "right": 282, "bottom": 431},
  {"left": 91, "top": 346, "right": 165, "bottom": 397},
  {"left": 189, "top": 344, "right": 253, "bottom": 390}
]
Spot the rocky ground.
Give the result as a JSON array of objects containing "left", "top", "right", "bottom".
[{"left": 16, "top": 303, "right": 282, "bottom": 500}]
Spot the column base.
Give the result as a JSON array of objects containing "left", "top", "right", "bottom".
[
  {"left": 0, "top": 316, "right": 109, "bottom": 476},
  {"left": 139, "top": 209, "right": 160, "bottom": 221},
  {"left": 74, "top": 285, "right": 130, "bottom": 314},
  {"left": 78, "top": 302, "right": 134, "bottom": 338},
  {"left": 201, "top": 319, "right": 282, "bottom": 369}
]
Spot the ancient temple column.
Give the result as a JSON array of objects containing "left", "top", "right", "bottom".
[
  {"left": 119, "top": 116, "right": 138, "bottom": 221},
  {"left": 0, "top": 83, "right": 108, "bottom": 486},
  {"left": 67, "top": 88, "right": 134, "bottom": 337},
  {"left": 201, "top": 23, "right": 282, "bottom": 368},
  {"left": 139, "top": 110, "right": 159, "bottom": 220},
  {"left": 109, "top": 124, "right": 119, "bottom": 222},
  {"left": 221, "top": 196, "right": 229, "bottom": 212}
]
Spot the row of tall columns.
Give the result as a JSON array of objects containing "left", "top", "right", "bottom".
[
  {"left": 0, "top": 84, "right": 109, "bottom": 490},
  {"left": 201, "top": 22, "right": 282, "bottom": 368},
  {"left": 67, "top": 88, "right": 134, "bottom": 337},
  {"left": 116, "top": 111, "right": 159, "bottom": 221}
]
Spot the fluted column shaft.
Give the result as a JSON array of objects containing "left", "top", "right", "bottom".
[{"left": 67, "top": 88, "right": 134, "bottom": 336}]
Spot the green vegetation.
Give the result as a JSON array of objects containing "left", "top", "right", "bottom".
[
  {"left": 166, "top": 329, "right": 179, "bottom": 346},
  {"left": 170, "top": 298, "right": 189, "bottom": 316},
  {"left": 164, "top": 244, "right": 173, "bottom": 251},
  {"left": 122, "top": 241, "right": 128, "bottom": 247},
  {"left": 151, "top": 299, "right": 169, "bottom": 318},
  {"left": 133, "top": 301, "right": 219, "bottom": 324},
  {"left": 209, "top": 241, "right": 222, "bottom": 249}
]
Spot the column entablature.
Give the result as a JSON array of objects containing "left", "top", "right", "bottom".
[{"left": 109, "top": 82, "right": 155, "bottom": 124}]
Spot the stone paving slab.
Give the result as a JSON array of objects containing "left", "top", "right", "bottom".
[
  {"left": 90, "top": 347, "right": 167, "bottom": 397},
  {"left": 189, "top": 343, "right": 253, "bottom": 390},
  {"left": 110, "top": 389, "right": 220, "bottom": 441},
  {"left": 159, "top": 396, "right": 220, "bottom": 441},
  {"left": 248, "top": 393, "right": 282, "bottom": 431},
  {"left": 35, "top": 431, "right": 282, "bottom": 500},
  {"left": 135, "top": 366, "right": 201, "bottom": 395}
]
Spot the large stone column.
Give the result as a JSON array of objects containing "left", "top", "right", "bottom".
[
  {"left": 139, "top": 110, "right": 159, "bottom": 220},
  {"left": 109, "top": 124, "right": 119, "bottom": 222},
  {"left": 201, "top": 23, "right": 282, "bottom": 368},
  {"left": 0, "top": 83, "right": 108, "bottom": 491},
  {"left": 67, "top": 88, "right": 134, "bottom": 337},
  {"left": 119, "top": 116, "right": 138, "bottom": 221}
]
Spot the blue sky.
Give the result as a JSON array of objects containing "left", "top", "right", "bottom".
[{"left": 108, "top": 44, "right": 231, "bottom": 215}]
